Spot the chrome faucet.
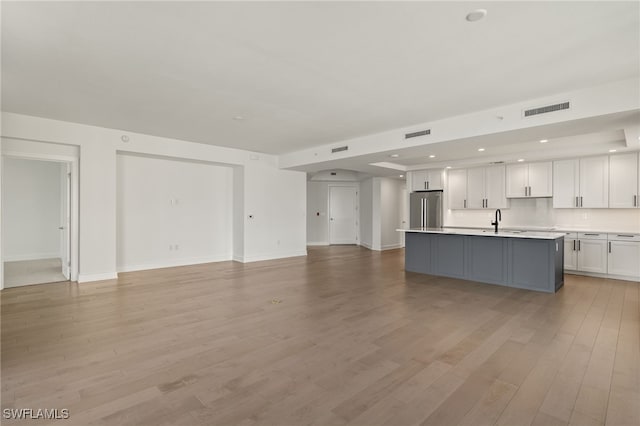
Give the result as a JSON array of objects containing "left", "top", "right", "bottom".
[{"left": 491, "top": 209, "right": 502, "bottom": 233}]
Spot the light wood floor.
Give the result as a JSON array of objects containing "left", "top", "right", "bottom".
[
  {"left": 1, "top": 246, "right": 638, "bottom": 426},
  {"left": 4, "top": 258, "right": 67, "bottom": 288}
]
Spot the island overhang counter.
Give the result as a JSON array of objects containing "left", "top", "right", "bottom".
[{"left": 398, "top": 228, "right": 565, "bottom": 293}]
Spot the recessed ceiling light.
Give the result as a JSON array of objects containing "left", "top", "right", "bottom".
[
  {"left": 466, "top": 9, "right": 487, "bottom": 22},
  {"left": 478, "top": 148, "right": 485, "bottom": 152},
  {"left": 429, "top": 155, "right": 436, "bottom": 158},
  {"left": 609, "top": 149, "right": 617, "bottom": 153},
  {"left": 399, "top": 174, "right": 404, "bottom": 178},
  {"left": 517, "top": 159, "right": 525, "bottom": 162},
  {"left": 539, "top": 139, "right": 548, "bottom": 143},
  {"left": 389, "top": 154, "right": 399, "bottom": 158},
  {"left": 446, "top": 166, "right": 452, "bottom": 169},
  {"left": 233, "top": 116, "right": 245, "bottom": 120}
]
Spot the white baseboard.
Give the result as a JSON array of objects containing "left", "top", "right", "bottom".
[
  {"left": 381, "top": 243, "right": 403, "bottom": 251},
  {"left": 78, "top": 272, "right": 118, "bottom": 283},
  {"left": 238, "top": 250, "right": 308, "bottom": 263},
  {"left": 565, "top": 270, "right": 639, "bottom": 283},
  {"left": 4, "top": 252, "right": 60, "bottom": 262},
  {"left": 117, "top": 254, "right": 232, "bottom": 273},
  {"left": 307, "top": 242, "right": 329, "bottom": 246},
  {"left": 359, "top": 242, "right": 403, "bottom": 251}
]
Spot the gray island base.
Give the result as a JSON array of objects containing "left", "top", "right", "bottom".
[{"left": 401, "top": 228, "right": 565, "bottom": 293}]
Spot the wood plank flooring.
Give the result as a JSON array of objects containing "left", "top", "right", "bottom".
[{"left": 1, "top": 246, "right": 638, "bottom": 426}]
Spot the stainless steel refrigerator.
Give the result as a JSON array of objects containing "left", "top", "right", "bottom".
[{"left": 410, "top": 190, "right": 443, "bottom": 228}]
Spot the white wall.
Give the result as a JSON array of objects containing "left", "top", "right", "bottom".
[
  {"left": 2, "top": 158, "right": 62, "bottom": 261},
  {"left": 380, "top": 178, "right": 404, "bottom": 250},
  {"left": 243, "top": 161, "right": 306, "bottom": 261},
  {"left": 116, "top": 154, "right": 233, "bottom": 272},
  {"left": 1, "top": 112, "right": 307, "bottom": 283},
  {"left": 359, "top": 178, "right": 373, "bottom": 249},
  {"left": 307, "top": 181, "right": 329, "bottom": 245},
  {"left": 356, "top": 177, "right": 404, "bottom": 251}
]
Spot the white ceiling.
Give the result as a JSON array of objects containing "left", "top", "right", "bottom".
[
  {"left": 297, "top": 111, "right": 640, "bottom": 178},
  {"left": 2, "top": 1, "right": 639, "bottom": 155}
]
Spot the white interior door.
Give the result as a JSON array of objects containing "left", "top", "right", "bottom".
[
  {"left": 329, "top": 186, "right": 358, "bottom": 244},
  {"left": 60, "top": 164, "right": 71, "bottom": 279}
]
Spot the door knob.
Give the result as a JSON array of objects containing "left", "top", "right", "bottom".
[{"left": 58, "top": 226, "right": 65, "bottom": 230}]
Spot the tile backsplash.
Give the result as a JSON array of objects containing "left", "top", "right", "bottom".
[{"left": 444, "top": 198, "right": 640, "bottom": 232}]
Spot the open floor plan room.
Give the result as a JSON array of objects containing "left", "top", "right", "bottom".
[{"left": 1, "top": 2, "right": 639, "bottom": 426}]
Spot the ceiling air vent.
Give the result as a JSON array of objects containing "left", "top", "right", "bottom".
[
  {"left": 523, "top": 101, "right": 570, "bottom": 117},
  {"left": 405, "top": 129, "right": 431, "bottom": 139},
  {"left": 331, "top": 146, "right": 348, "bottom": 153}
]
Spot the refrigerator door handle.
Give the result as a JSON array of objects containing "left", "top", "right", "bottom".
[{"left": 425, "top": 199, "right": 429, "bottom": 228}]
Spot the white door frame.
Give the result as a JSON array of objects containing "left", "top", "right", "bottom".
[
  {"left": 1, "top": 152, "right": 79, "bottom": 288},
  {"left": 328, "top": 184, "right": 359, "bottom": 245}
]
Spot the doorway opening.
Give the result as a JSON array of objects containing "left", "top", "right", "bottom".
[
  {"left": 328, "top": 185, "right": 359, "bottom": 245},
  {"left": 2, "top": 157, "right": 74, "bottom": 287}
]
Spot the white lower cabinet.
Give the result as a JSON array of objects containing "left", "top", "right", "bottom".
[
  {"left": 576, "top": 233, "right": 608, "bottom": 274},
  {"left": 563, "top": 233, "right": 578, "bottom": 271},
  {"left": 607, "top": 234, "right": 640, "bottom": 279},
  {"left": 562, "top": 231, "right": 639, "bottom": 281}
]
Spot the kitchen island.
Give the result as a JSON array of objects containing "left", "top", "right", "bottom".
[{"left": 399, "top": 228, "right": 565, "bottom": 293}]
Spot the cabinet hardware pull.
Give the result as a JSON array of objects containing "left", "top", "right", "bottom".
[
  {"left": 584, "top": 233, "right": 599, "bottom": 236},
  {"left": 573, "top": 240, "right": 576, "bottom": 251},
  {"left": 608, "top": 242, "right": 611, "bottom": 253},
  {"left": 634, "top": 195, "right": 637, "bottom": 207},
  {"left": 464, "top": 199, "right": 466, "bottom": 208},
  {"left": 575, "top": 196, "right": 578, "bottom": 207},
  {"left": 426, "top": 181, "right": 429, "bottom": 190},
  {"left": 578, "top": 240, "right": 581, "bottom": 251},
  {"left": 580, "top": 196, "right": 583, "bottom": 207},
  {"left": 616, "top": 234, "right": 634, "bottom": 238}
]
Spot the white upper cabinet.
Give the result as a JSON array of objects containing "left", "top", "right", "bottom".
[
  {"left": 552, "top": 159, "right": 579, "bottom": 208},
  {"left": 485, "top": 165, "right": 508, "bottom": 208},
  {"left": 448, "top": 169, "right": 467, "bottom": 209},
  {"left": 448, "top": 165, "right": 507, "bottom": 209},
  {"left": 609, "top": 153, "right": 639, "bottom": 208},
  {"left": 410, "top": 169, "right": 443, "bottom": 191},
  {"left": 506, "top": 163, "right": 528, "bottom": 198},
  {"left": 553, "top": 155, "right": 609, "bottom": 208},
  {"left": 528, "top": 162, "right": 553, "bottom": 197},
  {"left": 466, "top": 167, "right": 486, "bottom": 209},
  {"left": 580, "top": 156, "right": 609, "bottom": 208},
  {"left": 410, "top": 170, "right": 428, "bottom": 192},
  {"left": 506, "top": 161, "right": 552, "bottom": 198}
]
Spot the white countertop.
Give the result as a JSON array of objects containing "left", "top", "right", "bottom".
[
  {"left": 446, "top": 225, "right": 639, "bottom": 236},
  {"left": 397, "top": 227, "right": 566, "bottom": 240}
]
